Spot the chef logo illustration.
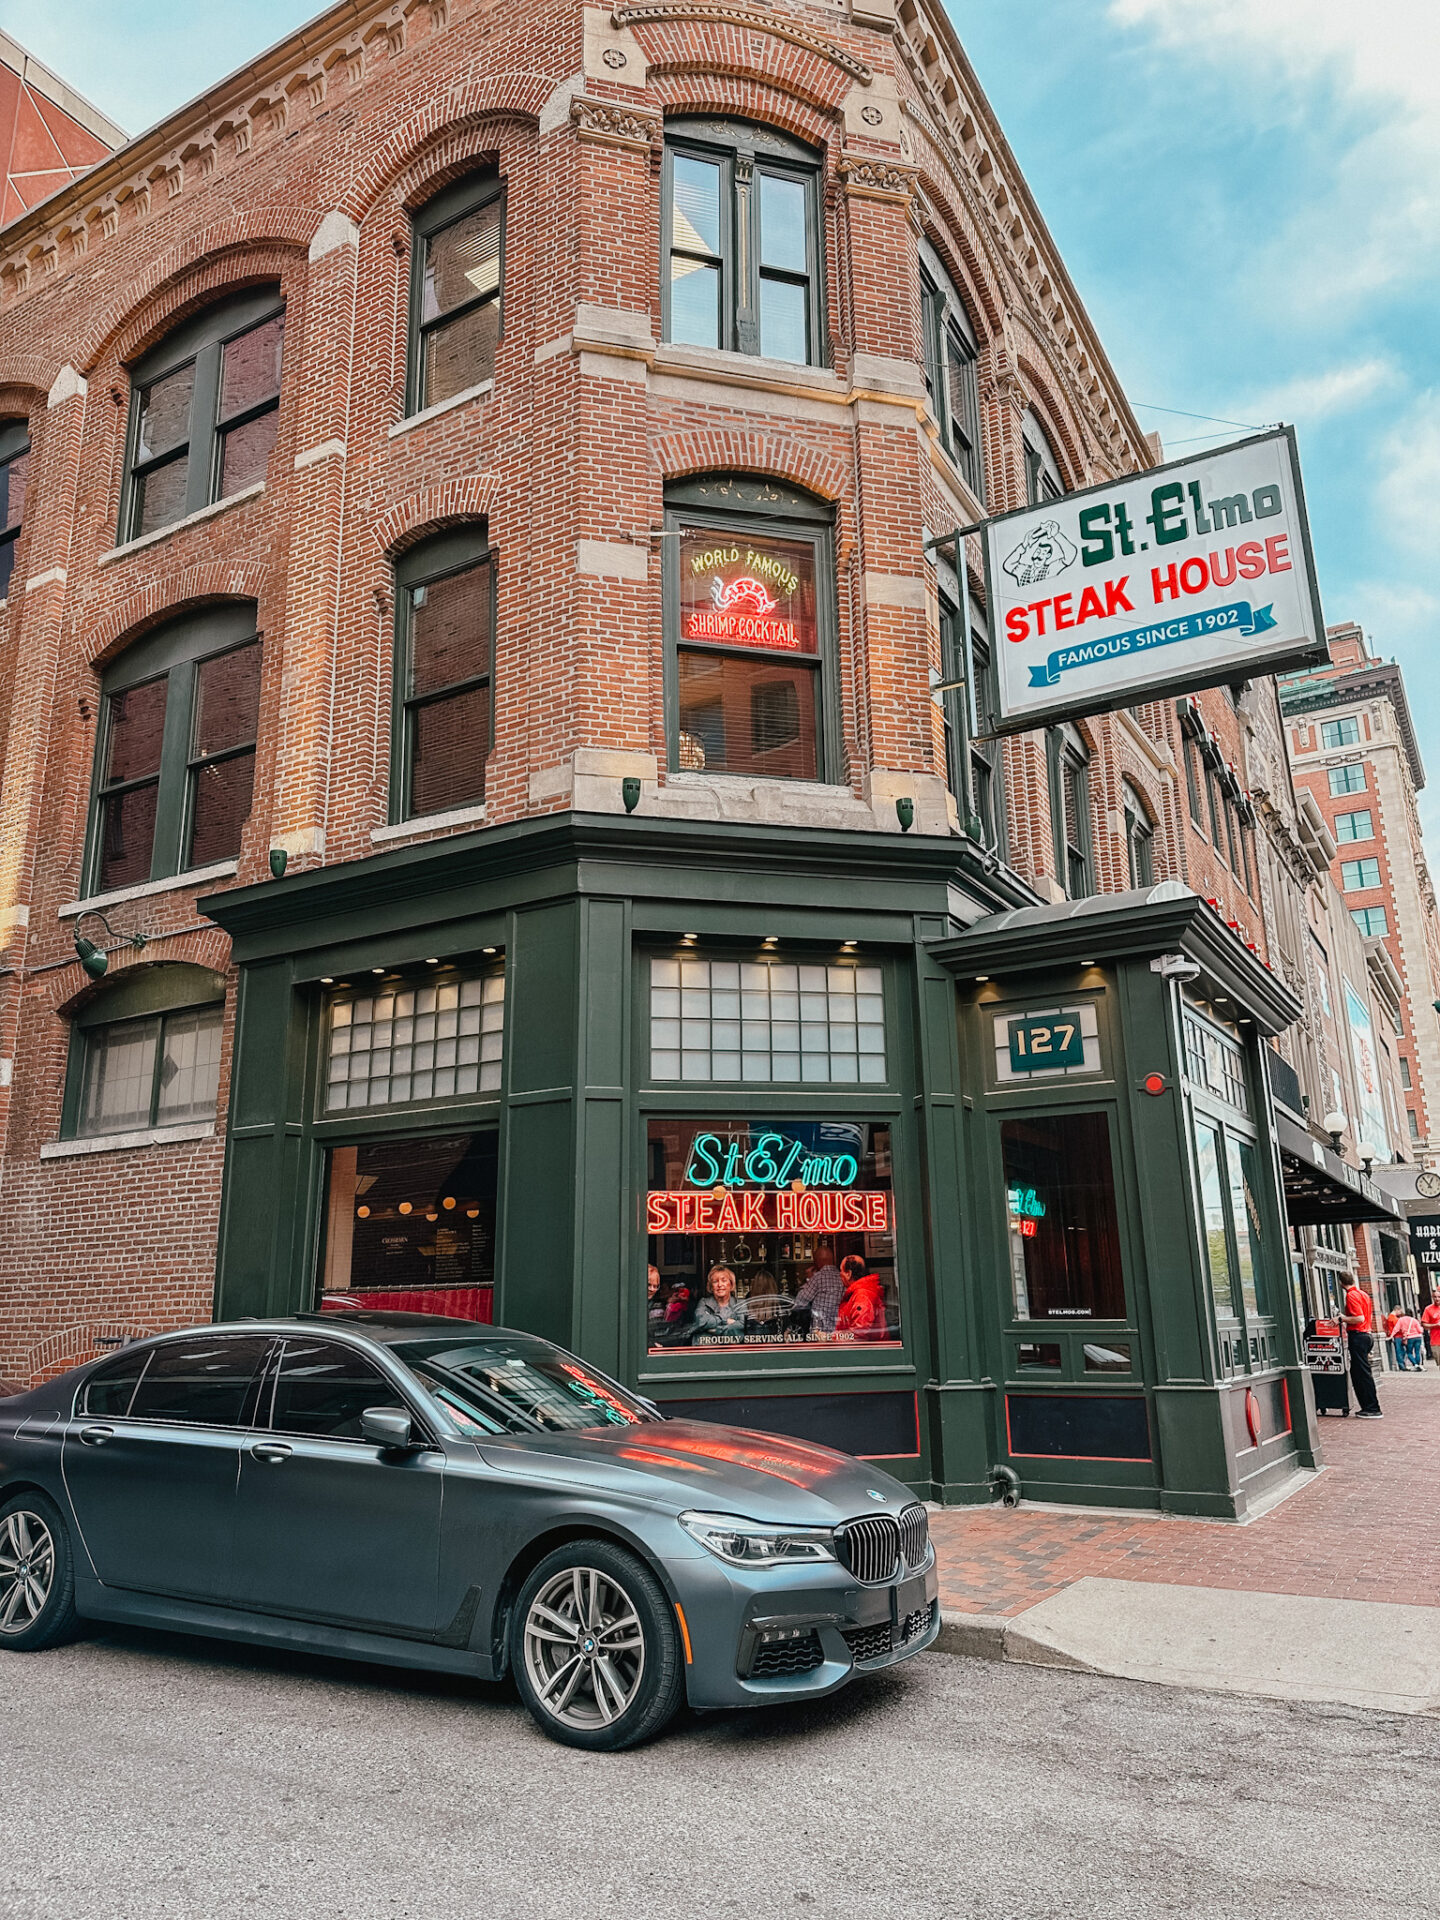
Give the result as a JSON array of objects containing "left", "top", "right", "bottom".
[{"left": 1002, "top": 520, "right": 1077, "bottom": 588}]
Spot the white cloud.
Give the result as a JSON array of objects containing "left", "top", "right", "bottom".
[
  {"left": 1375, "top": 392, "right": 1440, "bottom": 557},
  {"left": 1243, "top": 358, "right": 1397, "bottom": 426}
]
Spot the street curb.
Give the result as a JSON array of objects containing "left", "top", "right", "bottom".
[{"left": 935, "top": 1607, "right": 1097, "bottom": 1673}]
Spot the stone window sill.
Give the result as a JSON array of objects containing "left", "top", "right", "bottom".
[
  {"left": 97, "top": 483, "right": 265, "bottom": 567},
  {"left": 59, "top": 860, "right": 238, "bottom": 920},
  {"left": 388, "top": 380, "right": 494, "bottom": 438},
  {"left": 41, "top": 1121, "right": 215, "bottom": 1160},
  {"left": 372, "top": 802, "right": 487, "bottom": 844},
  {"left": 651, "top": 342, "right": 844, "bottom": 394},
  {"left": 667, "top": 772, "right": 856, "bottom": 799}
]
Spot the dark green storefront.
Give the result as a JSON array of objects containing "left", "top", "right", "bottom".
[{"left": 203, "top": 816, "right": 1318, "bottom": 1517}]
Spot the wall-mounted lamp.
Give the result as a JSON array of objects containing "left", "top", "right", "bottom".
[
  {"left": 269, "top": 847, "right": 289, "bottom": 879},
  {"left": 1321, "top": 1108, "right": 1347, "bottom": 1152},
  {"left": 1357, "top": 1142, "right": 1379, "bottom": 1176},
  {"left": 72, "top": 910, "right": 148, "bottom": 981},
  {"left": 622, "top": 777, "right": 641, "bottom": 813},
  {"left": 895, "top": 796, "right": 915, "bottom": 833}
]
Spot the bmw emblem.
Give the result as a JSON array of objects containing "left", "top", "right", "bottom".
[{"left": 866, "top": 1488, "right": 886, "bottom": 1501}]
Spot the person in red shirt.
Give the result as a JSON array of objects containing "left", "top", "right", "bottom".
[
  {"left": 1421, "top": 1297, "right": 1440, "bottom": 1366},
  {"left": 1341, "top": 1282, "right": 1383, "bottom": 1415},
  {"left": 1393, "top": 1313, "right": 1425, "bottom": 1371}
]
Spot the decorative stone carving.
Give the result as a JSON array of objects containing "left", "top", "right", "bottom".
[
  {"left": 570, "top": 94, "right": 662, "bottom": 149},
  {"left": 838, "top": 156, "right": 919, "bottom": 202},
  {"left": 611, "top": 3, "right": 874, "bottom": 85}
]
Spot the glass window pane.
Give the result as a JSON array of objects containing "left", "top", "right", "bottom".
[
  {"left": 410, "top": 682, "right": 490, "bottom": 817},
  {"left": 679, "top": 528, "right": 818, "bottom": 656},
  {"left": 759, "top": 275, "right": 808, "bottom": 364},
  {"left": 672, "top": 155, "right": 721, "bottom": 256},
  {"left": 105, "top": 677, "right": 169, "bottom": 784},
  {"left": 98, "top": 781, "right": 160, "bottom": 892},
  {"left": 1083, "top": 1342, "right": 1132, "bottom": 1372},
  {"left": 0, "top": 536, "right": 15, "bottom": 602},
  {"left": 320, "top": 1132, "right": 499, "bottom": 1323},
  {"left": 1227, "top": 1137, "right": 1266, "bottom": 1317},
  {"left": 133, "top": 454, "right": 191, "bottom": 537},
  {"left": 220, "top": 314, "right": 284, "bottom": 420},
  {"left": 80, "top": 1348, "right": 150, "bottom": 1417},
  {"left": 128, "top": 1335, "right": 270, "bottom": 1426},
  {"left": 193, "top": 642, "right": 262, "bottom": 757},
  {"left": 0, "top": 447, "right": 28, "bottom": 534},
  {"left": 1001, "top": 1112, "right": 1125, "bottom": 1321},
  {"left": 79, "top": 1016, "right": 160, "bottom": 1135},
  {"left": 410, "top": 561, "right": 492, "bottom": 697},
  {"left": 669, "top": 256, "right": 720, "bottom": 349},
  {"left": 268, "top": 1339, "right": 406, "bottom": 1439},
  {"left": 759, "top": 172, "right": 807, "bottom": 272},
  {"left": 422, "top": 300, "right": 499, "bottom": 409},
  {"left": 188, "top": 748, "right": 255, "bottom": 866},
  {"left": 1195, "top": 1118, "right": 1238, "bottom": 1319},
  {"left": 219, "top": 409, "right": 277, "bottom": 496},
  {"left": 423, "top": 201, "right": 502, "bottom": 322},
  {"left": 677, "top": 650, "right": 818, "bottom": 780},
  {"left": 155, "top": 1005, "right": 223, "bottom": 1122},
  {"left": 135, "top": 363, "right": 194, "bottom": 462}
]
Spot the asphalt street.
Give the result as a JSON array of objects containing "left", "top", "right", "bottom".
[{"left": 3, "top": 1627, "right": 1437, "bottom": 1920}]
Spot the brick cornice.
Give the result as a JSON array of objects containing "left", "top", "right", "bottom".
[
  {"left": 372, "top": 477, "right": 502, "bottom": 557},
  {"left": 83, "top": 565, "right": 272, "bottom": 669},
  {"left": 613, "top": 4, "right": 873, "bottom": 85}
]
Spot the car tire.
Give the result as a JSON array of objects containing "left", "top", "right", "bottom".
[
  {"left": 0, "top": 1492, "right": 80, "bottom": 1651},
  {"left": 510, "top": 1540, "right": 684, "bottom": 1752}
]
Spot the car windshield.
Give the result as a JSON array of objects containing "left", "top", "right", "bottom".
[{"left": 404, "top": 1340, "right": 653, "bottom": 1435}]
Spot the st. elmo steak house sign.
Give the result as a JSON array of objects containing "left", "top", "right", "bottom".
[{"left": 981, "top": 427, "right": 1327, "bottom": 732}]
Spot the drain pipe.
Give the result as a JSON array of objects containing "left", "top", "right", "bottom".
[{"left": 990, "top": 1465, "right": 1022, "bottom": 1509}]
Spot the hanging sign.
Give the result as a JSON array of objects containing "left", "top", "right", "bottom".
[
  {"left": 1409, "top": 1214, "right": 1440, "bottom": 1273},
  {"left": 981, "top": 428, "right": 1327, "bottom": 733}
]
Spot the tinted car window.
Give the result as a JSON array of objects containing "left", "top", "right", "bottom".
[
  {"left": 79, "top": 1347, "right": 151, "bottom": 1417},
  {"left": 268, "top": 1341, "right": 408, "bottom": 1440},
  {"left": 408, "top": 1340, "right": 650, "bottom": 1433},
  {"left": 127, "top": 1335, "right": 271, "bottom": 1427}
]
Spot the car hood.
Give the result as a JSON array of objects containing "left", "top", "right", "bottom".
[{"left": 476, "top": 1419, "right": 915, "bottom": 1523}]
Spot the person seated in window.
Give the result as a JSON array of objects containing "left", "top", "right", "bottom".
[
  {"left": 692, "top": 1264, "right": 750, "bottom": 1340},
  {"left": 739, "top": 1266, "right": 787, "bottom": 1327},
  {"left": 647, "top": 1264, "right": 669, "bottom": 1344},
  {"left": 792, "top": 1241, "right": 844, "bottom": 1337},
  {"left": 836, "top": 1254, "right": 890, "bottom": 1341}
]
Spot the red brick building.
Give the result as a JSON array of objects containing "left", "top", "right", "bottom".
[{"left": 0, "top": 0, "right": 1319, "bottom": 1513}]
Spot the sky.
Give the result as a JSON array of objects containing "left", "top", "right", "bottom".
[{"left": 4, "top": 0, "right": 1438, "bottom": 821}]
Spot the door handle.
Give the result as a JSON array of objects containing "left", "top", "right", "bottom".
[
  {"left": 78, "top": 1425, "right": 114, "bottom": 1446},
  {"left": 250, "top": 1442, "right": 293, "bottom": 1464}
]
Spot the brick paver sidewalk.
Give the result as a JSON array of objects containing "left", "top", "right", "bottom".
[{"left": 931, "top": 1367, "right": 1440, "bottom": 1616}]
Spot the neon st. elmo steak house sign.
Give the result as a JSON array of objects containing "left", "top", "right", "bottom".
[
  {"left": 646, "top": 1129, "right": 892, "bottom": 1234},
  {"left": 979, "top": 427, "right": 1327, "bottom": 732}
]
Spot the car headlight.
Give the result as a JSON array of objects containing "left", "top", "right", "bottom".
[{"left": 679, "top": 1510, "right": 837, "bottom": 1567}]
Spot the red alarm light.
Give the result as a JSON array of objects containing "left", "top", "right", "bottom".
[{"left": 1142, "top": 1072, "right": 1167, "bottom": 1096}]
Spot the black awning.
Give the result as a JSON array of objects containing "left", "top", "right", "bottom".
[{"left": 1273, "top": 1111, "right": 1405, "bottom": 1226}]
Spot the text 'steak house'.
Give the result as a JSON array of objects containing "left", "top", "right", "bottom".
[{"left": 0, "top": 0, "right": 1320, "bottom": 1514}]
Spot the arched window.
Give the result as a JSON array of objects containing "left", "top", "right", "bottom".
[
  {"left": 1047, "top": 723, "right": 1092, "bottom": 898},
  {"left": 1123, "top": 781, "right": 1155, "bottom": 887},
  {"left": 663, "top": 120, "right": 824, "bottom": 367},
  {"left": 1022, "top": 408, "right": 1064, "bottom": 505},
  {"left": 918, "top": 240, "right": 984, "bottom": 501},
  {"left": 392, "top": 526, "right": 494, "bottom": 821},
  {"left": 121, "top": 287, "right": 284, "bottom": 542},
  {"left": 664, "top": 475, "right": 836, "bottom": 782},
  {"left": 0, "top": 418, "right": 29, "bottom": 599},
  {"left": 84, "top": 603, "right": 262, "bottom": 896},
  {"left": 407, "top": 170, "right": 504, "bottom": 415},
  {"left": 62, "top": 962, "right": 226, "bottom": 1140}
]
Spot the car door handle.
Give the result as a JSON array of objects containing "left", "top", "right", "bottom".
[
  {"left": 78, "top": 1425, "right": 114, "bottom": 1446},
  {"left": 250, "top": 1442, "right": 293, "bottom": 1464}
]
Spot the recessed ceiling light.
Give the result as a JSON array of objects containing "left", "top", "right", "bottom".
[
  {"left": 425, "top": 957, "right": 440, "bottom": 966},
  {"left": 371, "top": 967, "right": 384, "bottom": 975},
  {"left": 321, "top": 976, "right": 334, "bottom": 985},
  {"left": 483, "top": 946, "right": 497, "bottom": 955}
]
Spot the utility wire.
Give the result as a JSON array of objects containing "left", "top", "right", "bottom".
[{"left": 1131, "top": 400, "right": 1272, "bottom": 431}]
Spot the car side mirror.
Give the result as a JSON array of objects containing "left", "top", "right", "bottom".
[{"left": 362, "top": 1406, "right": 414, "bottom": 1449}]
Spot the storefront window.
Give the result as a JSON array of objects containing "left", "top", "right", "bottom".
[
  {"left": 1001, "top": 1112, "right": 1125, "bottom": 1320},
  {"left": 319, "top": 1131, "right": 498, "bottom": 1321},
  {"left": 1195, "top": 1117, "right": 1237, "bottom": 1318},
  {"left": 649, "top": 955, "right": 884, "bottom": 1084},
  {"left": 675, "top": 527, "right": 821, "bottom": 779},
  {"left": 325, "top": 967, "right": 503, "bottom": 1111},
  {"left": 1226, "top": 1135, "right": 1266, "bottom": 1316},
  {"left": 645, "top": 1117, "right": 900, "bottom": 1351},
  {"left": 1183, "top": 1007, "right": 1249, "bottom": 1113}
]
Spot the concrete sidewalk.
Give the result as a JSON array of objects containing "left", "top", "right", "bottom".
[{"left": 929, "top": 1367, "right": 1440, "bottom": 1711}]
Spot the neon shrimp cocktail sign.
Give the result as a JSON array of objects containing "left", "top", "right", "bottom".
[{"left": 683, "top": 540, "right": 812, "bottom": 653}]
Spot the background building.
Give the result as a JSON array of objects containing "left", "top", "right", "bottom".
[
  {"left": 0, "top": 0, "right": 1325, "bottom": 1513},
  {"left": 0, "top": 32, "right": 121, "bottom": 227}
]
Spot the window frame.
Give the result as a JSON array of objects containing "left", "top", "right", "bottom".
[
  {"left": 0, "top": 418, "right": 30, "bottom": 600},
  {"left": 1341, "top": 857, "right": 1382, "bottom": 892},
  {"left": 83, "top": 603, "right": 262, "bottom": 896},
  {"left": 938, "top": 583, "right": 1005, "bottom": 852},
  {"left": 1350, "top": 905, "right": 1389, "bottom": 937},
  {"left": 120, "top": 286, "right": 284, "bottom": 543},
  {"left": 1334, "top": 809, "right": 1374, "bottom": 843},
  {"left": 1047, "top": 724, "right": 1093, "bottom": 899},
  {"left": 391, "top": 525, "right": 496, "bottom": 824},
  {"left": 661, "top": 119, "right": 827, "bottom": 368},
  {"left": 1123, "top": 782, "right": 1155, "bottom": 888},
  {"left": 61, "top": 962, "right": 227, "bottom": 1141},
  {"left": 405, "top": 169, "right": 506, "bottom": 418},
  {"left": 1328, "top": 763, "right": 1366, "bottom": 797},
  {"left": 918, "top": 240, "right": 985, "bottom": 501},
  {"left": 1022, "top": 409, "right": 1065, "bottom": 505},
  {"left": 1321, "top": 716, "right": 1360, "bottom": 749},
  {"left": 662, "top": 476, "right": 839, "bottom": 784}
]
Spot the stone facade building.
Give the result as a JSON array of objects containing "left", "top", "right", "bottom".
[{"left": 0, "top": 0, "right": 1321, "bottom": 1513}]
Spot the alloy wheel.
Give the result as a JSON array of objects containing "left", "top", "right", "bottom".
[
  {"left": 522, "top": 1565, "right": 647, "bottom": 1730},
  {"left": 0, "top": 1509, "right": 56, "bottom": 1636}
]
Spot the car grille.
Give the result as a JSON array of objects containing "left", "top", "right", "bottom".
[
  {"left": 898, "top": 1502, "right": 930, "bottom": 1570},
  {"left": 748, "top": 1630, "right": 824, "bottom": 1678},
  {"left": 835, "top": 1514, "right": 901, "bottom": 1584},
  {"left": 842, "top": 1620, "right": 893, "bottom": 1663}
]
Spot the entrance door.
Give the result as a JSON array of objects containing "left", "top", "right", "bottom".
[
  {"left": 230, "top": 1336, "right": 442, "bottom": 1637},
  {"left": 62, "top": 1332, "right": 273, "bottom": 1600}
]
